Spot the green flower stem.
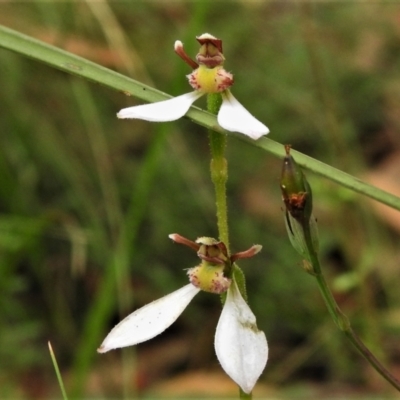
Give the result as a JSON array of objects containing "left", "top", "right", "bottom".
[
  {"left": 239, "top": 388, "right": 252, "bottom": 400},
  {"left": 207, "top": 94, "right": 251, "bottom": 400},
  {"left": 302, "top": 222, "right": 400, "bottom": 391},
  {"left": 207, "top": 94, "right": 230, "bottom": 251},
  {"left": 1, "top": 24, "right": 400, "bottom": 211}
]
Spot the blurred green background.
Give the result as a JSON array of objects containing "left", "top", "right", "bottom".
[{"left": 1, "top": 1, "right": 400, "bottom": 399}]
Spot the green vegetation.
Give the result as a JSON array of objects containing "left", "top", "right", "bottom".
[{"left": 1, "top": 1, "right": 400, "bottom": 399}]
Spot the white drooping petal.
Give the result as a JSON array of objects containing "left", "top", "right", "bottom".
[
  {"left": 98, "top": 284, "right": 200, "bottom": 353},
  {"left": 215, "top": 280, "right": 268, "bottom": 394},
  {"left": 117, "top": 91, "right": 203, "bottom": 122},
  {"left": 218, "top": 91, "right": 269, "bottom": 140}
]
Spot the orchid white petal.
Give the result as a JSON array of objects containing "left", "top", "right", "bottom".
[
  {"left": 218, "top": 91, "right": 269, "bottom": 140},
  {"left": 215, "top": 280, "right": 268, "bottom": 394},
  {"left": 117, "top": 91, "right": 203, "bottom": 122},
  {"left": 98, "top": 284, "right": 200, "bottom": 353}
]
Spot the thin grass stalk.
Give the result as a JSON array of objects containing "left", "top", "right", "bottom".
[
  {"left": 0, "top": 24, "right": 400, "bottom": 212},
  {"left": 48, "top": 342, "right": 69, "bottom": 400}
]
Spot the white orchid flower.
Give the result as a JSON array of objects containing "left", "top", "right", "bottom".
[
  {"left": 98, "top": 234, "right": 268, "bottom": 394},
  {"left": 118, "top": 33, "right": 269, "bottom": 140}
]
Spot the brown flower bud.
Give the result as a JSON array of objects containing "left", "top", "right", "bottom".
[{"left": 280, "top": 145, "right": 313, "bottom": 223}]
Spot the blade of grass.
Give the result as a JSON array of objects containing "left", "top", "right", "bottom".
[
  {"left": 48, "top": 341, "right": 69, "bottom": 400},
  {"left": 249, "top": 137, "right": 400, "bottom": 210},
  {"left": 0, "top": 24, "right": 398, "bottom": 212}
]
